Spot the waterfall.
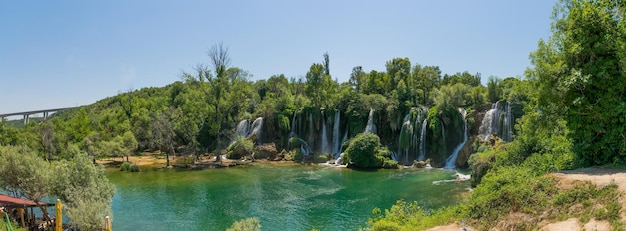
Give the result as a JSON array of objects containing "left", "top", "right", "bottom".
[
  {"left": 231, "top": 119, "right": 250, "bottom": 145},
  {"left": 290, "top": 111, "right": 298, "bottom": 136},
  {"left": 321, "top": 110, "right": 329, "bottom": 154},
  {"left": 397, "top": 114, "right": 413, "bottom": 165},
  {"left": 478, "top": 103, "right": 498, "bottom": 141},
  {"left": 418, "top": 119, "right": 428, "bottom": 161},
  {"left": 332, "top": 110, "right": 341, "bottom": 156},
  {"left": 478, "top": 102, "right": 513, "bottom": 142},
  {"left": 336, "top": 130, "right": 348, "bottom": 159},
  {"left": 235, "top": 119, "right": 250, "bottom": 138},
  {"left": 308, "top": 112, "right": 315, "bottom": 150},
  {"left": 444, "top": 108, "right": 467, "bottom": 169},
  {"left": 250, "top": 117, "right": 264, "bottom": 144},
  {"left": 335, "top": 152, "right": 345, "bottom": 165},
  {"left": 364, "top": 108, "right": 376, "bottom": 134},
  {"left": 502, "top": 102, "right": 513, "bottom": 142},
  {"left": 298, "top": 138, "right": 312, "bottom": 159}
]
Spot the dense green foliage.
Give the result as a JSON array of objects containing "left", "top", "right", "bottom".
[
  {"left": 0, "top": 145, "right": 114, "bottom": 230},
  {"left": 528, "top": 0, "right": 626, "bottom": 165},
  {"left": 345, "top": 133, "right": 380, "bottom": 168},
  {"left": 227, "top": 137, "right": 254, "bottom": 159},
  {"left": 367, "top": 0, "right": 626, "bottom": 230},
  {"left": 344, "top": 133, "right": 398, "bottom": 168}
]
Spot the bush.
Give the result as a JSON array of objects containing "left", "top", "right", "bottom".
[
  {"left": 227, "top": 137, "right": 254, "bottom": 159},
  {"left": 314, "top": 154, "right": 329, "bottom": 163},
  {"left": 345, "top": 133, "right": 381, "bottom": 168},
  {"left": 129, "top": 164, "right": 140, "bottom": 172},
  {"left": 226, "top": 217, "right": 261, "bottom": 231},
  {"left": 120, "top": 162, "right": 140, "bottom": 172},
  {"left": 120, "top": 162, "right": 131, "bottom": 171},
  {"left": 382, "top": 159, "right": 398, "bottom": 169}
]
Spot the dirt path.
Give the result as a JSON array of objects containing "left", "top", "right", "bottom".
[{"left": 546, "top": 167, "right": 626, "bottom": 231}]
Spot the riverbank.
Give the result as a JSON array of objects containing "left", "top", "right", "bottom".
[
  {"left": 425, "top": 167, "right": 626, "bottom": 231},
  {"left": 96, "top": 154, "right": 252, "bottom": 169}
]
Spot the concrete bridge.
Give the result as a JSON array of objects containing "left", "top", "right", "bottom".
[{"left": 0, "top": 107, "right": 77, "bottom": 124}]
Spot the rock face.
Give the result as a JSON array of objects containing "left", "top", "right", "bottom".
[
  {"left": 254, "top": 143, "right": 278, "bottom": 160},
  {"left": 455, "top": 136, "right": 477, "bottom": 168}
]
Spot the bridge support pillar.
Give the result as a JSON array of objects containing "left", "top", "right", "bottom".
[
  {"left": 23, "top": 114, "right": 29, "bottom": 125},
  {"left": 43, "top": 111, "right": 49, "bottom": 120}
]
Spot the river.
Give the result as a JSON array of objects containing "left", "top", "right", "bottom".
[{"left": 106, "top": 164, "right": 469, "bottom": 230}]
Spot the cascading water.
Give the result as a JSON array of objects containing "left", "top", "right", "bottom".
[
  {"left": 230, "top": 119, "right": 251, "bottom": 145},
  {"left": 332, "top": 110, "right": 341, "bottom": 156},
  {"left": 290, "top": 111, "right": 298, "bottom": 136},
  {"left": 418, "top": 119, "right": 428, "bottom": 161},
  {"left": 364, "top": 108, "right": 376, "bottom": 134},
  {"left": 501, "top": 102, "right": 513, "bottom": 142},
  {"left": 298, "top": 138, "right": 312, "bottom": 159},
  {"left": 397, "top": 118, "right": 413, "bottom": 164},
  {"left": 250, "top": 117, "right": 264, "bottom": 144},
  {"left": 478, "top": 104, "right": 498, "bottom": 141},
  {"left": 444, "top": 108, "right": 467, "bottom": 169},
  {"left": 321, "top": 110, "right": 329, "bottom": 154},
  {"left": 308, "top": 112, "right": 315, "bottom": 149},
  {"left": 235, "top": 120, "right": 250, "bottom": 138},
  {"left": 478, "top": 102, "right": 513, "bottom": 142}
]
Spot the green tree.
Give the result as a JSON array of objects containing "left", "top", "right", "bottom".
[
  {"left": 53, "top": 147, "right": 115, "bottom": 230},
  {"left": 386, "top": 57, "right": 411, "bottom": 93},
  {"left": 363, "top": 70, "right": 390, "bottom": 95},
  {"left": 0, "top": 146, "right": 54, "bottom": 221},
  {"left": 151, "top": 109, "right": 176, "bottom": 166},
  {"left": 349, "top": 66, "right": 367, "bottom": 93},
  {"left": 304, "top": 62, "right": 335, "bottom": 108},
  {"left": 414, "top": 65, "right": 442, "bottom": 105},
  {"left": 528, "top": 0, "right": 626, "bottom": 165},
  {"left": 486, "top": 76, "right": 502, "bottom": 103}
]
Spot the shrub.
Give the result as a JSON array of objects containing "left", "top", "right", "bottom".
[
  {"left": 345, "top": 133, "right": 381, "bottom": 168},
  {"left": 120, "top": 162, "right": 131, "bottom": 171},
  {"left": 226, "top": 217, "right": 261, "bottom": 231},
  {"left": 382, "top": 159, "right": 398, "bottom": 169},
  {"left": 129, "top": 164, "right": 140, "bottom": 172},
  {"left": 315, "top": 154, "right": 329, "bottom": 163},
  {"left": 120, "top": 161, "right": 140, "bottom": 172},
  {"left": 227, "top": 137, "right": 254, "bottom": 159}
]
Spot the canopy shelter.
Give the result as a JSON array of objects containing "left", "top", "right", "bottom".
[
  {"left": 0, "top": 194, "right": 53, "bottom": 229},
  {"left": 0, "top": 194, "right": 52, "bottom": 208}
]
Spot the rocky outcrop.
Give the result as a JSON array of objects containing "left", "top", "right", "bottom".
[
  {"left": 254, "top": 143, "right": 278, "bottom": 160},
  {"left": 456, "top": 136, "right": 477, "bottom": 168}
]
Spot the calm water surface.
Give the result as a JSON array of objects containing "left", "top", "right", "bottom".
[{"left": 106, "top": 164, "right": 469, "bottom": 231}]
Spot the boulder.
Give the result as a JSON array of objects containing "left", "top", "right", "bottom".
[
  {"left": 456, "top": 136, "right": 477, "bottom": 168},
  {"left": 412, "top": 159, "right": 431, "bottom": 168},
  {"left": 254, "top": 143, "right": 278, "bottom": 160}
]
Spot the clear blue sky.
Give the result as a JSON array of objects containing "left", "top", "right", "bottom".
[{"left": 0, "top": 0, "right": 555, "bottom": 115}]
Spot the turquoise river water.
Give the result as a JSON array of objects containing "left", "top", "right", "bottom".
[{"left": 106, "top": 164, "right": 470, "bottom": 230}]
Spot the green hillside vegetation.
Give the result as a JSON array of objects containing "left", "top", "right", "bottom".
[{"left": 368, "top": 0, "right": 626, "bottom": 230}]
